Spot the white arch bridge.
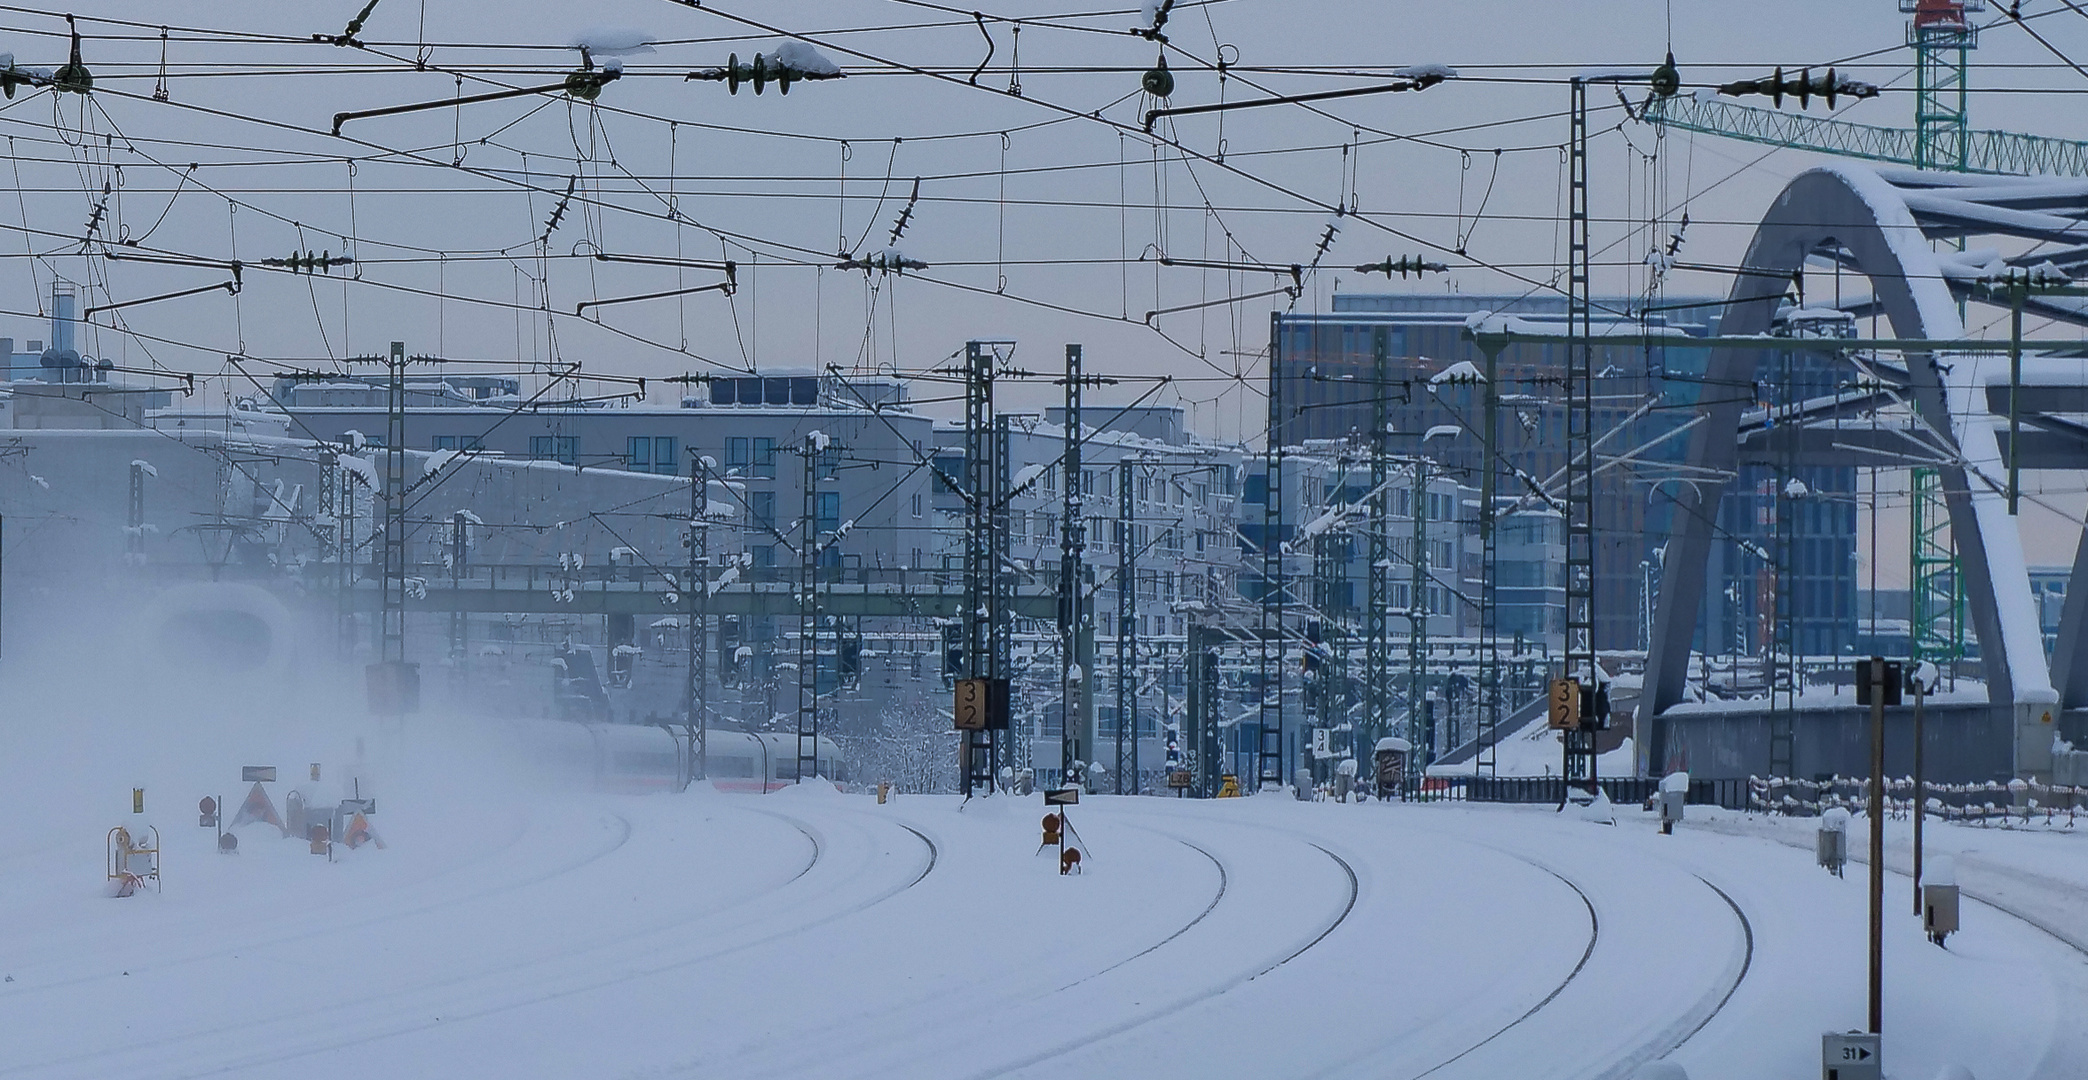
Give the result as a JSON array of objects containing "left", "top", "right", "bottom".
[{"left": 1470, "top": 163, "right": 2088, "bottom": 782}]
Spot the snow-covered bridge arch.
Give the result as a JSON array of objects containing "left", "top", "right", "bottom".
[{"left": 1642, "top": 164, "right": 2054, "bottom": 777}]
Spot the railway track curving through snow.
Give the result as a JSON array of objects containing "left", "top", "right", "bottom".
[{"left": 0, "top": 802, "right": 924, "bottom": 1080}]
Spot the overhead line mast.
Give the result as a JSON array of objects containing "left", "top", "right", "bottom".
[
  {"left": 1564, "top": 75, "right": 1600, "bottom": 793},
  {"left": 1260, "top": 313, "right": 1287, "bottom": 792}
]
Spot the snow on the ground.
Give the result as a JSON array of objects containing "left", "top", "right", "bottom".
[{"left": 1, "top": 710, "right": 2080, "bottom": 1080}]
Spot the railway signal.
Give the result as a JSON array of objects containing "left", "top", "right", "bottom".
[{"left": 1039, "top": 791, "right": 1084, "bottom": 874}]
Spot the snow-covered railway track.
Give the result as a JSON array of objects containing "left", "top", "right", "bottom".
[
  {"left": 0, "top": 809, "right": 634, "bottom": 1008},
  {"left": 0, "top": 803, "right": 877, "bottom": 1080},
  {"left": 1052, "top": 833, "right": 1228, "bottom": 993},
  {"left": 1585, "top": 874, "right": 1757, "bottom": 1080},
  {"left": 1698, "top": 818, "right": 2088, "bottom": 961},
  {"left": 1284, "top": 809, "right": 1761, "bottom": 1080},
  {"left": 934, "top": 827, "right": 1359, "bottom": 1080},
  {"left": 1383, "top": 857, "right": 1602, "bottom": 1080}
]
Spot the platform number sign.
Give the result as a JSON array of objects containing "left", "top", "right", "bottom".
[
  {"left": 1821, "top": 1031, "right": 1880, "bottom": 1080},
  {"left": 1547, "top": 677, "right": 1582, "bottom": 731},
  {"left": 952, "top": 677, "right": 1010, "bottom": 731}
]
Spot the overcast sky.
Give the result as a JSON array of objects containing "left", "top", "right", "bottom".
[{"left": 5, "top": 0, "right": 2088, "bottom": 580}]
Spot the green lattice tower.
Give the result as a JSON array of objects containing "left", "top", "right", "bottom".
[
  {"left": 1910, "top": 467, "right": 1965, "bottom": 669},
  {"left": 1910, "top": 2, "right": 1976, "bottom": 172},
  {"left": 1907, "top": 2, "right": 1977, "bottom": 665}
]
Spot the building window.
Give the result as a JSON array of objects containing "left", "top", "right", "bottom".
[
  {"left": 750, "top": 491, "right": 775, "bottom": 530},
  {"left": 911, "top": 492, "right": 923, "bottom": 518},
  {"left": 531, "top": 436, "right": 578, "bottom": 465},
  {"left": 654, "top": 436, "right": 678, "bottom": 474},
  {"left": 435, "top": 435, "right": 456, "bottom": 451},
  {"left": 627, "top": 436, "right": 652, "bottom": 472},
  {"left": 817, "top": 491, "right": 840, "bottom": 532},
  {"left": 726, "top": 437, "right": 750, "bottom": 472},
  {"left": 752, "top": 436, "right": 777, "bottom": 479}
]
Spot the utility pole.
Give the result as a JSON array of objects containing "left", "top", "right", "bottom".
[
  {"left": 1409, "top": 457, "right": 1432, "bottom": 764},
  {"left": 1548, "top": 60, "right": 1679, "bottom": 785},
  {"left": 1866, "top": 655, "right": 1888, "bottom": 1036},
  {"left": 448, "top": 509, "right": 469, "bottom": 684},
  {"left": 1260, "top": 312, "right": 1287, "bottom": 791},
  {"left": 338, "top": 455, "right": 357, "bottom": 660},
  {"left": 1116, "top": 458, "right": 1136, "bottom": 795},
  {"left": 1365, "top": 329, "right": 1394, "bottom": 773},
  {"left": 1060, "top": 344, "right": 1092, "bottom": 789},
  {"left": 1475, "top": 335, "right": 1504, "bottom": 778},
  {"left": 796, "top": 434, "right": 824, "bottom": 784},
  {"left": 2008, "top": 278, "right": 2024, "bottom": 514},
  {"left": 127, "top": 461, "right": 146, "bottom": 564},
  {"left": 381, "top": 341, "right": 407, "bottom": 672},
  {"left": 960, "top": 341, "right": 1009, "bottom": 796},
  {"left": 276, "top": 347, "right": 426, "bottom": 707},
  {"left": 1187, "top": 622, "right": 1222, "bottom": 796},
  {"left": 1913, "top": 667, "right": 1928, "bottom": 915},
  {"left": 993, "top": 413, "right": 1016, "bottom": 782},
  {"left": 1911, "top": 0, "right": 1978, "bottom": 674},
  {"left": 687, "top": 451, "right": 711, "bottom": 786},
  {"left": 315, "top": 448, "right": 341, "bottom": 658},
  {"left": 1310, "top": 453, "right": 1349, "bottom": 785},
  {"left": 1562, "top": 80, "right": 1601, "bottom": 790}
]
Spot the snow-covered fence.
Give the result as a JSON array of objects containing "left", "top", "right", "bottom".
[{"left": 1748, "top": 775, "right": 2082, "bottom": 828}]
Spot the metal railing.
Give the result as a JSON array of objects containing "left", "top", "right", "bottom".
[
  {"left": 1747, "top": 775, "right": 2086, "bottom": 824},
  {"left": 1403, "top": 774, "right": 1754, "bottom": 810}
]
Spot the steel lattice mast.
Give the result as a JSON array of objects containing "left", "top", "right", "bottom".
[
  {"left": 1116, "top": 459, "right": 1136, "bottom": 794},
  {"left": 1909, "top": 0, "right": 1978, "bottom": 674},
  {"left": 1364, "top": 329, "right": 1394, "bottom": 772},
  {"left": 1059, "top": 344, "right": 1090, "bottom": 789},
  {"left": 796, "top": 438, "right": 821, "bottom": 784},
  {"left": 1562, "top": 78, "right": 1601, "bottom": 789},
  {"left": 687, "top": 453, "right": 711, "bottom": 786},
  {"left": 1259, "top": 313, "right": 1286, "bottom": 790},
  {"left": 961, "top": 341, "right": 1005, "bottom": 796}
]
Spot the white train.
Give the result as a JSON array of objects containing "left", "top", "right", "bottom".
[{"left": 505, "top": 720, "right": 848, "bottom": 794}]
